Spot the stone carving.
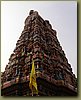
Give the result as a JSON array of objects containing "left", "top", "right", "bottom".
[{"left": 1, "top": 10, "right": 77, "bottom": 96}]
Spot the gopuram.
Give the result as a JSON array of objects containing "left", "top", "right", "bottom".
[{"left": 1, "top": 10, "right": 77, "bottom": 96}]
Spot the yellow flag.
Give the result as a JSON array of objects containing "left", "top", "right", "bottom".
[{"left": 29, "top": 60, "right": 38, "bottom": 94}]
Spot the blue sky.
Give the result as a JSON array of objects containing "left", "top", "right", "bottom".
[{"left": 1, "top": 1, "right": 77, "bottom": 77}]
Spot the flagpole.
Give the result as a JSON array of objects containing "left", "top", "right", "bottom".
[
  {"left": 32, "top": 90, "right": 33, "bottom": 96},
  {"left": 31, "top": 84, "right": 33, "bottom": 96}
]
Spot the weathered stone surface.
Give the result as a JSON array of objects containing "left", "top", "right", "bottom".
[{"left": 1, "top": 10, "right": 77, "bottom": 96}]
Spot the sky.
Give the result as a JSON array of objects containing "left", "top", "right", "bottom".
[{"left": 1, "top": 1, "right": 77, "bottom": 77}]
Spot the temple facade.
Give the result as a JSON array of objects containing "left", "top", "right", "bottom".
[{"left": 1, "top": 10, "right": 77, "bottom": 96}]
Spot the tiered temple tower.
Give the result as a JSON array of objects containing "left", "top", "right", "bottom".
[{"left": 1, "top": 10, "right": 77, "bottom": 96}]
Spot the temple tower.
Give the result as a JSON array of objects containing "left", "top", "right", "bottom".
[{"left": 1, "top": 10, "right": 77, "bottom": 96}]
